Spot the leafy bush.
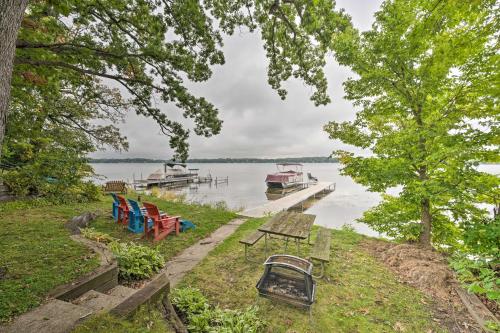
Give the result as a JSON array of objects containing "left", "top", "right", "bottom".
[
  {"left": 187, "top": 308, "right": 214, "bottom": 333},
  {"left": 462, "top": 216, "right": 500, "bottom": 257},
  {"left": 171, "top": 287, "right": 266, "bottom": 333},
  {"left": 2, "top": 63, "right": 127, "bottom": 203},
  {"left": 171, "top": 287, "right": 209, "bottom": 316},
  {"left": 109, "top": 242, "right": 165, "bottom": 280},
  {"left": 2, "top": 167, "right": 100, "bottom": 203},
  {"left": 450, "top": 254, "right": 499, "bottom": 302},
  {"left": 208, "top": 306, "right": 264, "bottom": 333},
  {"left": 80, "top": 227, "right": 117, "bottom": 244}
]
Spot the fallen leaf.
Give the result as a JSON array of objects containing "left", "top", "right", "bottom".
[{"left": 393, "top": 322, "right": 405, "bottom": 332}]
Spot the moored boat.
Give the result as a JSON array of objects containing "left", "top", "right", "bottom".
[
  {"left": 265, "top": 163, "right": 304, "bottom": 189},
  {"left": 147, "top": 162, "right": 193, "bottom": 181}
]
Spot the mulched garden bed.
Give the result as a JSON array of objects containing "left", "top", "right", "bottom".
[{"left": 362, "top": 240, "right": 487, "bottom": 333}]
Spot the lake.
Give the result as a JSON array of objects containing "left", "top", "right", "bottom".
[{"left": 91, "top": 163, "right": 499, "bottom": 237}]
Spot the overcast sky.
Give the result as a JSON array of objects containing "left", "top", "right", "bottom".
[{"left": 91, "top": 0, "right": 383, "bottom": 159}]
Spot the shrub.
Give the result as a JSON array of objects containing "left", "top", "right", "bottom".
[
  {"left": 187, "top": 308, "right": 214, "bottom": 333},
  {"left": 109, "top": 242, "right": 165, "bottom": 280},
  {"left": 450, "top": 254, "right": 499, "bottom": 302},
  {"left": 462, "top": 216, "right": 500, "bottom": 258},
  {"left": 208, "top": 306, "right": 264, "bottom": 333},
  {"left": 171, "top": 287, "right": 209, "bottom": 316},
  {"left": 2, "top": 167, "right": 100, "bottom": 203},
  {"left": 171, "top": 287, "right": 266, "bottom": 333}
]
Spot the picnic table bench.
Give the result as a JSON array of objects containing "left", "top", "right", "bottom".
[
  {"left": 309, "top": 226, "right": 331, "bottom": 278},
  {"left": 258, "top": 211, "right": 316, "bottom": 257},
  {"left": 239, "top": 230, "right": 265, "bottom": 262},
  {"left": 103, "top": 180, "right": 127, "bottom": 193}
]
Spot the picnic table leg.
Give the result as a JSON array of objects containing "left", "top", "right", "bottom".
[
  {"left": 311, "top": 260, "right": 325, "bottom": 279},
  {"left": 264, "top": 233, "right": 268, "bottom": 258},
  {"left": 296, "top": 238, "right": 300, "bottom": 256},
  {"left": 284, "top": 237, "right": 289, "bottom": 252}
]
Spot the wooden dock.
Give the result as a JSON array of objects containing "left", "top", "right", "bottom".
[
  {"left": 132, "top": 174, "right": 214, "bottom": 190},
  {"left": 239, "top": 182, "right": 335, "bottom": 218}
]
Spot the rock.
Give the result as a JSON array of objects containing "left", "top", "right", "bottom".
[{"left": 65, "top": 212, "right": 98, "bottom": 235}]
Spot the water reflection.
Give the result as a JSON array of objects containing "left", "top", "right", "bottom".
[{"left": 265, "top": 187, "right": 302, "bottom": 201}]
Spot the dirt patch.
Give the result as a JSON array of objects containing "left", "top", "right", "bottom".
[
  {"left": 365, "top": 241, "right": 456, "bottom": 301},
  {"left": 363, "top": 240, "right": 483, "bottom": 333}
]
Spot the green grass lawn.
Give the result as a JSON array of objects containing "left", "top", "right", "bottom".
[
  {"left": 0, "top": 194, "right": 447, "bottom": 332},
  {"left": 0, "top": 200, "right": 103, "bottom": 322},
  {"left": 0, "top": 194, "right": 237, "bottom": 323},
  {"left": 72, "top": 304, "right": 174, "bottom": 333},
  {"left": 89, "top": 193, "right": 238, "bottom": 262},
  {"left": 178, "top": 218, "right": 447, "bottom": 333}
]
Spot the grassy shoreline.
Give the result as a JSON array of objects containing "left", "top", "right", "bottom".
[
  {"left": 178, "top": 218, "right": 446, "bottom": 333},
  {"left": 0, "top": 194, "right": 237, "bottom": 323},
  {"left": 1, "top": 195, "right": 468, "bottom": 332}
]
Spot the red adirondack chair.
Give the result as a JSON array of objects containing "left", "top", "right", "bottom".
[
  {"left": 142, "top": 202, "right": 180, "bottom": 242},
  {"left": 116, "top": 195, "right": 130, "bottom": 225}
]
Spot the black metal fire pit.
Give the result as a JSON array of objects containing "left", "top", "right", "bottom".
[{"left": 256, "top": 255, "right": 316, "bottom": 309}]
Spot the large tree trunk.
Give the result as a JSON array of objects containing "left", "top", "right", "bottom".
[
  {"left": 0, "top": 0, "right": 28, "bottom": 159},
  {"left": 419, "top": 198, "right": 432, "bottom": 247}
]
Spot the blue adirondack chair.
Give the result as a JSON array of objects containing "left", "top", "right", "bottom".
[
  {"left": 127, "top": 199, "right": 153, "bottom": 233},
  {"left": 110, "top": 193, "right": 120, "bottom": 221},
  {"left": 180, "top": 220, "right": 196, "bottom": 232}
]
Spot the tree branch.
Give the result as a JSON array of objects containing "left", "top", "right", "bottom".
[{"left": 14, "top": 57, "right": 168, "bottom": 94}]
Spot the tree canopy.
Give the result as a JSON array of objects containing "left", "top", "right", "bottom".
[
  {"left": 325, "top": 0, "right": 499, "bottom": 249},
  {"left": 10, "top": 0, "right": 350, "bottom": 160},
  {"left": 1, "top": 70, "right": 125, "bottom": 199}
]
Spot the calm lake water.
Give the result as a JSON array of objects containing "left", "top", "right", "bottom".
[{"left": 91, "top": 163, "right": 499, "bottom": 237}]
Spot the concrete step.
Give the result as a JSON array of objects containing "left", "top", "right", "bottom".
[
  {"left": 107, "top": 285, "right": 136, "bottom": 299},
  {"left": 1, "top": 299, "right": 92, "bottom": 333},
  {"left": 72, "top": 290, "right": 122, "bottom": 313}
]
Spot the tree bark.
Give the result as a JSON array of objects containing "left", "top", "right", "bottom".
[
  {"left": 0, "top": 0, "right": 28, "bottom": 159},
  {"left": 419, "top": 198, "right": 432, "bottom": 247},
  {"left": 414, "top": 106, "right": 432, "bottom": 247}
]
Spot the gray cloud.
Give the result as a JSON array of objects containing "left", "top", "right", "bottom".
[{"left": 91, "top": 0, "right": 383, "bottom": 159}]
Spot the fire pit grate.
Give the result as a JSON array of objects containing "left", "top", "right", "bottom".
[{"left": 256, "top": 255, "right": 316, "bottom": 308}]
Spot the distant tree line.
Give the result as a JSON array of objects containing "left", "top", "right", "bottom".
[{"left": 88, "top": 157, "right": 339, "bottom": 164}]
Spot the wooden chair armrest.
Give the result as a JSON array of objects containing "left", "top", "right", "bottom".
[{"left": 159, "top": 213, "right": 178, "bottom": 218}]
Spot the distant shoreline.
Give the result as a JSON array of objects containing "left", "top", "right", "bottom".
[{"left": 89, "top": 157, "right": 340, "bottom": 163}]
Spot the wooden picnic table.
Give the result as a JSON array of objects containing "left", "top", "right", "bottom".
[{"left": 258, "top": 211, "right": 316, "bottom": 256}]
